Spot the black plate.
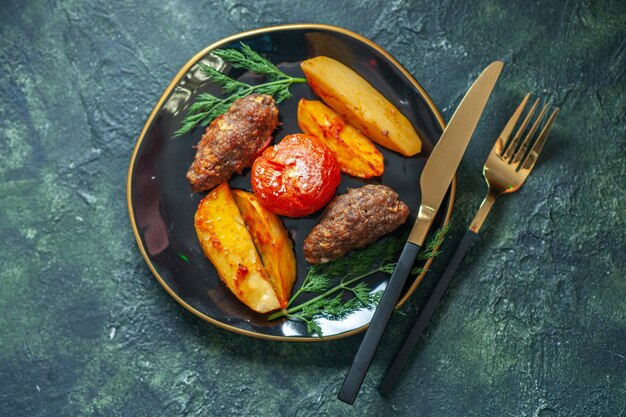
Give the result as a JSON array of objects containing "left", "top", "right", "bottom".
[{"left": 127, "top": 24, "right": 454, "bottom": 341}]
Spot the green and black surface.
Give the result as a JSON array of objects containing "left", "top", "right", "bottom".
[{"left": 1, "top": 1, "right": 624, "bottom": 416}]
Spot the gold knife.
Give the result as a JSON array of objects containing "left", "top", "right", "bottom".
[{"left": 338, "top": 61, "right": 504, "bottom": 404}]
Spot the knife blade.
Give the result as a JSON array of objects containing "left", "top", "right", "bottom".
[{"left": 337, "top": 61, "right": 504, "bottom": 405}]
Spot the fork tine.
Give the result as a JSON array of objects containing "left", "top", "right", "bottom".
[
  {"left": 495, "top": 93, "right": 531, "bottom": 155},
  {"left": 503, "top": 98, "right": 540, "bottom": 161},
  {"left": 512, "top": 104, "right": 549, "bottom": 166},
  {"left": 520, "top": 108, "right": 559, "bottom": 171}
]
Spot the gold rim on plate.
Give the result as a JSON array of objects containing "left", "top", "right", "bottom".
[{"left": 126, "top": 23, "right": 455, "bottom": 342}]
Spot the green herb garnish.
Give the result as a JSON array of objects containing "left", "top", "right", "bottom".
[
  {"left": 267, "top": 223, "right": 451, "bottom": 336},
  {"left": 174, "top": 43, "right": 306, "bottom": 137}
]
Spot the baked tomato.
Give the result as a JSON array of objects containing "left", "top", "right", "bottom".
[{"left": 251, "top": 134, "right": 341, "bottom": 217}]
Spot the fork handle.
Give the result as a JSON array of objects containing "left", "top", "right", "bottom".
[{"left": 378, "top": 229, "right": 477, "bottom": 396}]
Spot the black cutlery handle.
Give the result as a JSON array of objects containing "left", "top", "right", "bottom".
[
  {"left": 338, "top": 242, "right": 421, "bottom": 405},
  {"left": 378, "top": 229, "right": 477, "bottom": 396}
]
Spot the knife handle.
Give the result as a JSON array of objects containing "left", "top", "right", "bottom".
[
  {"left": 378, "top": 229, "right": 477, "bottom": 396},
  {"left": 338, "top": 242, "right": 421, "bottom": 405}
]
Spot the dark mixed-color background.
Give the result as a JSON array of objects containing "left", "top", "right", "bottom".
[{"left": 1, "top": 1, "right": 624, "bottom": 416}]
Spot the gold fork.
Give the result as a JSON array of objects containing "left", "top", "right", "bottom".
[
  {"left": 469, "top": 93, "right": 560, "bottom": 233},
  {"left": 379, "top": 94, "right": 559, "bottom": 396}
]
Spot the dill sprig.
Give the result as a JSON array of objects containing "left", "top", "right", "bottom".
[
  {"left": 212, "top": 43, "right": 285, "bottom": 81},
  {"left": 267, "top": 222, "right": 451, "bottom": 336},
  {"left": 174, "top": 43, "right": 306, "bottom": 137}
]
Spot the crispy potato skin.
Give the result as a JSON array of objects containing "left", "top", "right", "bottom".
[
  {"left": 232, "top": 190, "right": 296, "bottom": 308},
  {"left": 194, "top": 182, "right": 281, "bottom": 313},
  {"left": 298, "top": 99, "right": 384, "bottom": 178},
  {"left": 301, "top": 56, "right": 422, "bottom": 157}
]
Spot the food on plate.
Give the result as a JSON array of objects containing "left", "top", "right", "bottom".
[
  {"left": 251, "top": 133, "right": 341, "bottom": 217},
  {"left": 232, "top": 190, "right": 296, "bottom": 308},
  {"left": 183, "top": 49, "right": 421, "bottom": 316},
  {"left": 186, "top": 94, "right": 279, "bottom": 192},
  {"left": 298, "top": 99, "right": 384, "bottom": 178},
  {"left": 300, "top": 56, "right": 422, "bottom": 157},
  {"left": 194, "top": 182, "right": 281, "bottom": 313},
  {"left": 303, "top": 184, "right": 410, "bottom": 264}
]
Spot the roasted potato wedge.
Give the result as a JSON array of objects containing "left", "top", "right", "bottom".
[
  {"left": 232, "top": 190, "right": 296, "bottom": 307},
  {"left": 194, "top": 182, "right": 281, "bottom": 313},
  {"left": 298, "top": 99, "right": 384, "bottom": 178},
  {"left": 301, "top": 56, "right": 422, "bottom": 156}
]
